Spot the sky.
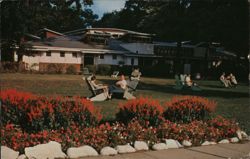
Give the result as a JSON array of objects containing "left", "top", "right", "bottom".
[{"left": 89, "top": 0, "right": 127, "bottom": 19}]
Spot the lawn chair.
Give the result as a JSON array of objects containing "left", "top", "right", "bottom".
[
  {"left": 83, "top": 76, "right": 108, "bottom": 102},
  {"left": 191, "top": 86, "right": 202, "bottom": 91},
  {"left": 173, "top": 74, "right": 184, "bottom": 90},
  {"left": 83, "top": 67, "right": 92, "bottom": 76},
  {"left": 111, "top": 71, "right": 119, "bottom": 78},
  {"left": 110, "top": 88, "right": 135, "bottom": 100},
  {"left": 111, "top": 80, "right": 138, "bottom": 100},
  {"left": 126, "top": 79, "right": 139, "bottom": 95}
]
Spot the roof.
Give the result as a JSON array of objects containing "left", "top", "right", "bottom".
[
  {"left": 64, "top": 27, "right": 154, "bottom": 36},
  {"left": 154, "top": 42, "right": 195, "bottom": 48},
  {"left": 38, "top": 28, "right": 64, "bottom": 36},
  {"left": 25, "top": 35, "right": 107, "bottom": 50},
  {"left": 216, "top": 48, "right": 237, "bottom": 57},
  {"left": 24, "top": 33, "right": 41, "bottom": 40}
]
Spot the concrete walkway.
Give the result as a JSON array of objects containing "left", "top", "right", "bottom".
[{"left": 83, "top": 142, "right": 250, "bottom": 159}]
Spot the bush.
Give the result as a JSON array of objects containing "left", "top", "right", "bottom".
[
  {"left": 0, "top": 61, "right": 18, "bottom": 72},
  {"left": 116, "top": 97, "right": 164, "bottom": 127},
  {"left": 0, "top": 89, "right": 102, "bottom": 132},
  {"left": 66, "top": 65, "right": 77, "bottom": 74},
  {"left": 97, "top": 64, "right": 111, "bottom": 75},
  {"left": 85, "top": 65, "right": 96, "bottom": 73},
  {"left": 47, "top": 63, "right": 64, "bottom": 74},
  {"left": 0, "top": 92, "right": 242, "bottom": 153},
  {"left": 164, "top": 96, "right": 217, "bottom": 123},
  {"left": 1, "top": 116, "right": 240, "bottom": 153},
  {"left": 207, "top": 116, "right": 239, "bottom": 140}
]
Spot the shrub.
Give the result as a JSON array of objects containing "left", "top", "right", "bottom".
[
  {"left": 106, "top": 122, "right": 128, "bottom": 147},
  {"left": 85, "top": 65, "right": 96, "bottom": 73},
  {"left": 66, "top": 65, "right": 77, "bottom": 74},
  {"left": 0, "top": 61, "right": 19, "bottom": 72},
  {"left": 164, "top": 96, "right": 217, "bottom": 123},
  {"left": 97, "top": 64, "right": 111, "bottom": 75},
  {"left": 47, "top": 63, "right": 64, "bottom": 74},
  {"left": 126, "top": 119, "right": 158, "bottom": 147},
  {"left": 116, "top": 97, "right": 164, "bottom": 127},
  {"left": 0, "top": 92, "right": 242, "bottom": 153},
  {"left": 157, "top": 117, "right": 239, "bottom": 146},
  {"left": 207, "top": 116, "right": 239, "bottom": 140},
  {"left": 0, "top": 89, "right": 102, "bottom": 132}
]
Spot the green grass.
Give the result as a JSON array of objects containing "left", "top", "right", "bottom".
[{"left": 1, "top": 73, "right": 249, "bottom": 133}]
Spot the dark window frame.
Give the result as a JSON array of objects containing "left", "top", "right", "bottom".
[
  {"left": 131, "top": 58, "right": 134, "bottom": 65},
  {"left": 72, "top": 52, "right": 77, "bottom": 58},
  {"left": 112, "top": 54, "right": 117, "bottom": 60},
  {"left": 60, "top": 51, "right": 65, "bottom": 57},
  {"left": 100, "top": 54, "right": 104, "bottom": 59},
  {"left": 46, "top": 51, "right": 51, "bottom": 56}
]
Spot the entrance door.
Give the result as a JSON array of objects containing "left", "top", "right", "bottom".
[
  {"left": 84, "top": 55, "right": 94, "bottom": 65},
  {"left": 184, "top": 63, "right": 191, "bottom": 74}
]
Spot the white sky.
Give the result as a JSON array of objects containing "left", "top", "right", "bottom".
[{"left": 89, "top": 0, "right": 126, "bottom": 19}]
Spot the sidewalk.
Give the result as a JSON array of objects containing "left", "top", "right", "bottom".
[{"left": 83, "top": 142, "right": 250, "bottom": 159}]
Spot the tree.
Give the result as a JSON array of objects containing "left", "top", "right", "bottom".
[
  {"left": 96, "top": 0, "right": 249, "bottom": 57},
  {"left": 0, "top": 0, "right": 97, "bottom": 61}
]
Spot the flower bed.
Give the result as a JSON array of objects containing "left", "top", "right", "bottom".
[
  {"left": 0, "top": 89, "right": 242, "bottom": 154},
  {"left": 1, "top": 89, "right": 101, "bottom": 132}
]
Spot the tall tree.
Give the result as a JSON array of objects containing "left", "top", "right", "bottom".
[
  {"left": 96, "top": 0, "right": 249, "bottom": 57},
  {"left": 0, "top": 0, "right": 97, "bottom": 61}
]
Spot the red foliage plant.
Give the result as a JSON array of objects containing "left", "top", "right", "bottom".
[
  {"left": 116, "top": 97, "right": 164, "bottom": 127},
  {"left": 0, "top": 90, "right": 241, "bottom": 153},
  {"left": 164, "top": 96, "right": 217, "bottom": 123},
  {"left": 0, "top": 89, "right": 102, "bottom": 132}
]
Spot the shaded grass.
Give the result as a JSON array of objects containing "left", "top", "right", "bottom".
[{"left": 1, "top": 73, "right": 249, "bottom": 133}]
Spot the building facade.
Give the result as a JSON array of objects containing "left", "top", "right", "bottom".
[{"left": 20, "top": 27, "right": 236, "bottom": 76}]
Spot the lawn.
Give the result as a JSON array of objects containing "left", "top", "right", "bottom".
[{"left": 1, "top": 73, "right": 249, "bottom": 133}]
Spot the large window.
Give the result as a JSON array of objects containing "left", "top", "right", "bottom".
[{"left": 60, "top": 52, "right": 65, "bottom": 57}]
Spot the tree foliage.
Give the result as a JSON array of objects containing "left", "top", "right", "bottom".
[
  {"left": 1, "top": 0, "right": 97, "bottom": 45},
  {"left": 95, "top": 0, "right": 249, "bottom": 57},
  {"left": 1, "top": 0, "right": 97, "bottom": 61}
]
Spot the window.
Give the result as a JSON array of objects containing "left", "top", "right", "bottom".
[
  {"left": 72, "top": 53, "right": 77, "bottom": 58},
  {"left": 100, "top": 54, "right": 104, "bottom": 59},
  {"left": 112, "top": 55, "right": 117, "bottom": 60},
  {"left": 60, "top": 52, "right": 65, "bottom": 57},
  {"left": 46, "top": 51, "right": 51, "bottom": 56}
]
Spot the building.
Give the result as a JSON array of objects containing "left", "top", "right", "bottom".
[
  {"left": 21, "top": 28, "right": 154, "bottom": 72},
  {"left": 20, "top": 27, "right": 236, "bottom": 75}
]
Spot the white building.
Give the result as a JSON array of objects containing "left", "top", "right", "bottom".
[{"left": 21, "top": 28, "right": 150, "bottom": 72}]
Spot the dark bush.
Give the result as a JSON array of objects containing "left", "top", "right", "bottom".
[
  {"left": 0, "top": 61, "right": 18, "bottom": 72},
  {"left": 97, "top": 64, "right": 111, "bottom": 75},
  {"left": 66, "top": 65, "right": 77, "bottom": 74},
  {"left": 47, "top": 63, "right": 64, "bottom": 74},
  {"left": 85, "top": 65, "right": 96, "bottom": 73}
]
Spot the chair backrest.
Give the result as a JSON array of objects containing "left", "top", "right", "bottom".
[
  {"left": 175, "top": 74, "right": 183, "bottom": 86},
  {"left": 85, "top": 76, "right": 97, "bottom": 95},
  {"left": 111, "top": 71, "right": 119, "bottom": 78},
  {"left": 126, "top": 79, "right": 139, "bottom": 92},
  {"left": 83, "top": 67, "right": 91, "bottom": 75}
]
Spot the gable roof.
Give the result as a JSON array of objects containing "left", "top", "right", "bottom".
[{"left": 38, "top": 28, "right": 64, "bottom": 36}]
